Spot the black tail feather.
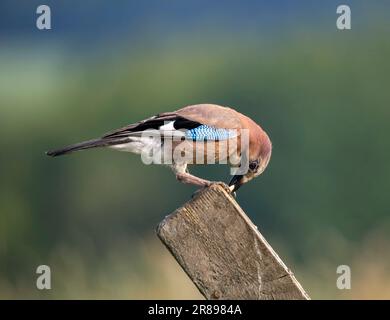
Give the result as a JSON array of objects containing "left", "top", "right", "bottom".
[{"left": 46, "top": 137, "right": 129, "bottom": 157}]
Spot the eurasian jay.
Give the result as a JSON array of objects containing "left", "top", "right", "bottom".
[{"left": 47, "top": 104, "right": 272, "bottom": 192}]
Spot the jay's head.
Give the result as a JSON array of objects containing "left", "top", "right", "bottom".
[{"left": 229, "top": 130, "right": 272, "bottom": 192}]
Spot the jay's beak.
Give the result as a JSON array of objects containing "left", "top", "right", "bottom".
[{"left": 228, "top": 175, "right": 244, "bottom": 192}]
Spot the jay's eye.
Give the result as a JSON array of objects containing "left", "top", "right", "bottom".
[{"left": 249, "top": 161, "right": 259, "bottom": 171}]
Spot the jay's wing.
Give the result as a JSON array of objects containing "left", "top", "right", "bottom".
[
  {"left": 47, "top": 104, "right": 241, "bottom": 157},
  {"left": 103, "top": 104, "right": 241, "bottom": 140}
]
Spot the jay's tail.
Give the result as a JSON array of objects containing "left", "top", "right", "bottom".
[{"left": 46, "top": 137, "right": 130, "bottom": 157}]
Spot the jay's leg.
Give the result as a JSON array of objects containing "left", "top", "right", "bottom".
[
  {"left": 172, "top": 164, "right": 235, "bottom": 195},
  {"left": 172, "top": 162, "right": 212, "bottom": 187},
  {"left": 176, "top": 171, "right": 212, "bottom": 187}
]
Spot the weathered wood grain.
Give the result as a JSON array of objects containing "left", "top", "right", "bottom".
[{"left": 157, "top": 183, "right": 310, "bottom": 300}]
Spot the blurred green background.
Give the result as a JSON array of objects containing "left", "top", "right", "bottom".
[{"left": 1, "top": 0, "right": 390, "bottom": 299}]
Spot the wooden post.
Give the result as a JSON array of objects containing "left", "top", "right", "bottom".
[{"left": 157, "top": 183, "right": 310, "bottom": 300}]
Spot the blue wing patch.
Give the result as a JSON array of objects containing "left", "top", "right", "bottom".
[{"left": 185, "top": 125, "right": 237, "bottom": 141}]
